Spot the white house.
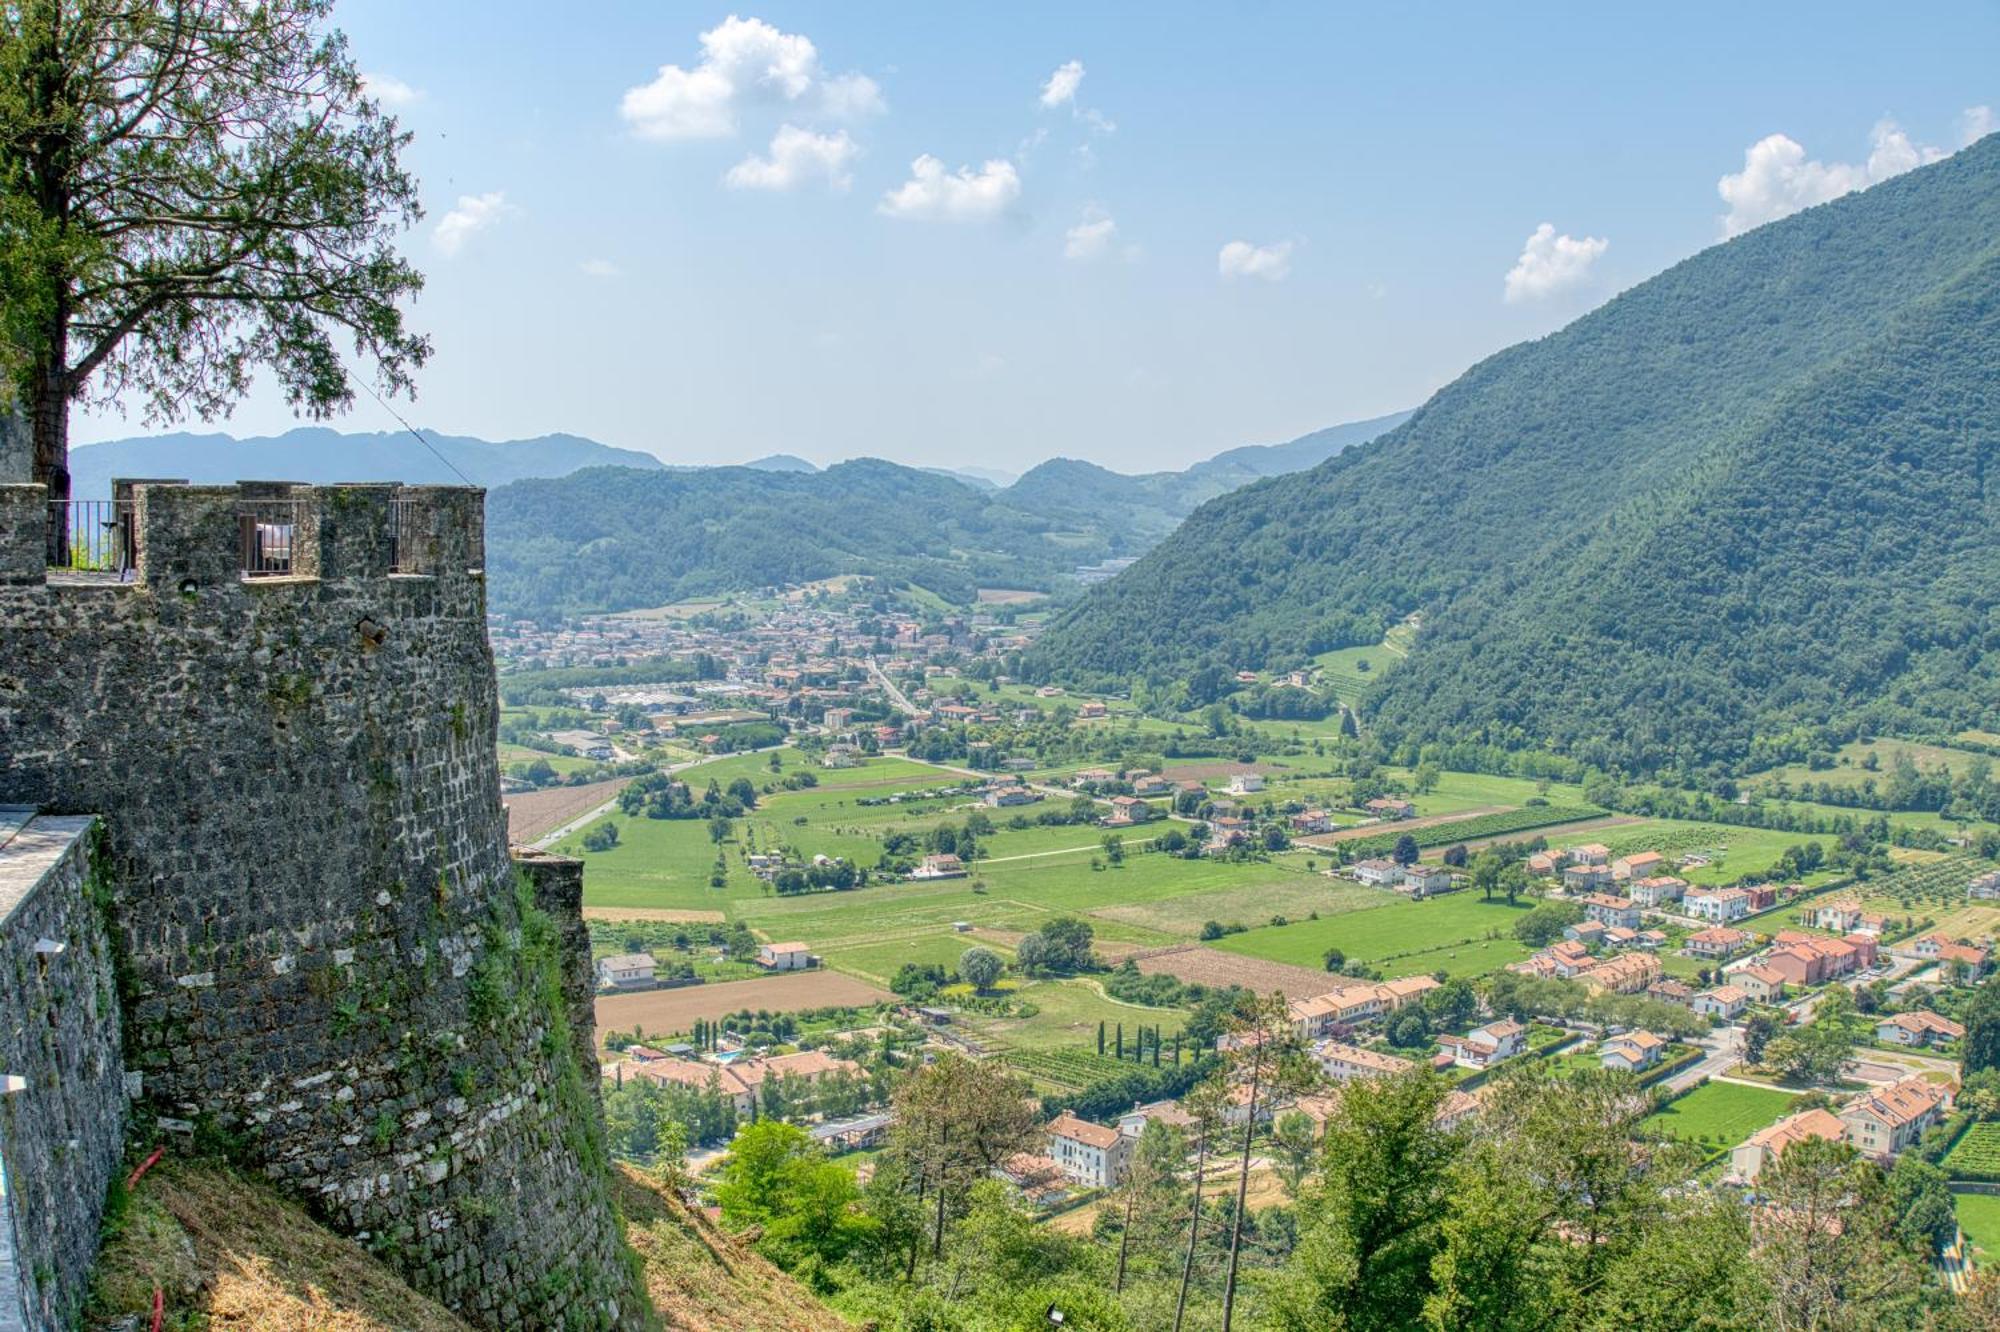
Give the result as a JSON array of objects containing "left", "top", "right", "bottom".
[
  {"left": 1228, "top": 773, "right": 1266, "bottom": 795},
  {"left": 1875, "top": 1011, "right": 1964, "bottom": 1048},
  {"left": 757, "top": 941, "right": 812, "bottom": 971},
  {"left": 1436, "top": 1020, "right": 1526, "bottom": 1070},
  {"left": 596, "top": 952, "right": 656, "bottom": 991},
  {"left": 1313, "top": 1041, "right": 1415, "bottom": 1082},
  {"left": 1400, "top": 865, "right": 1454, "bottom": 898},
  {"left": 1352, "top": 858, "right": 1403, "bottom": 887},
  {"left": 912, "top": 853, "right": 967, "bottom": 880},
  {"left": 1599, "top": 1030, "right": 1668, "bottom": 1073},
  {"left": 1691, "top": 985, "right": 1748, "bottom": 1020},
  {"left": 1840, "top": 1077, "right": 1952, "bottom": 1161},
  {"left": 1685, "top": 888, "right": 1753, "bottom": 923},
  {"left": 1046, "top": 1111, "right": 1132, "bottom": 1189}
]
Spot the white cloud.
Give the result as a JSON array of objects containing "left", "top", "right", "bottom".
[
  {"left": 1963, "top": 105, "right": 1997, "bottom": 146},
  {"left": 619, "top": 15, "right": 882, "bottom": 141},
  {"left": 361, "top": 72, "right": 422, "bottom": 107},
  {"left": 726, "top": 125, "right": 859, "bottom": 191},
  {"left": 580, "top": 258, "right": 620, "bottom": 278},
  {"left": 1502, "top": 223, "right": 1609, "bottom": 303},
  {"left": 878, "top": 156, "right": 1020, "bottom": 222},
  {"left": 1040, "top": 60, "right": 1084, "bottom": 109},
  {"left": 1064, "top": 205, "right": 1118, "bottom": 261},
  {"left": 1218, "top": 239, "right": 1292, "bottom": 282},
  {"left": 433, "top": 191, "right": 511, "bottom": 256},
  {"left": 1716, "top": 120, "right": 1946, "bottom": 237},
  {"left": 821, "top": 72, "right": 886, "bottom": 120}
]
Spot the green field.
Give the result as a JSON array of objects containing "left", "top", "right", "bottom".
[
  {"left": 1208, "top": 892, "right": 1537, "bottom": 980},
  {"left": 1956, "top": 1192, "right": 2000, "bottom": 1260},
  {"left": 1641, "top": 1081, "right": 1799, "bottom": 1149}
]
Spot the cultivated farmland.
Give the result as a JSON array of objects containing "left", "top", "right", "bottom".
[{"left": 594, "top": 971, "right": 891, "bottom": 1042}]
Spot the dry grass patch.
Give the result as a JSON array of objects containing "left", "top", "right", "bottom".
[
  {"left": 504, "top": 777, "right": 629, "bottom": 842},
  {"left": 596, "top": 970, "right": 891, "bottom": 1044},
  {"left": 583, "top": 905, "right": 727, "bottom": 924},
  {"left": 1133, "top": 944, "right": 1334, "bottom": 997},
  {"left": 90, "top": 1158, "right": 472, "bottom": 1331},
  {"left": 615, "top": 1167, "right": 846, "bottom": 1331}
]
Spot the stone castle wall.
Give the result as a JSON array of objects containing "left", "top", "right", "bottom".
[
  {"left": 0, "top": 812, "right": 125, "bottom": 1332},
  {"left": 0, "top": 481, "right": 638, "bottom": 1328}
]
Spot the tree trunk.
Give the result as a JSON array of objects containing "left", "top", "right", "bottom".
[
  {"left": 30, "top": 346, "right": 69, "bottom": 507},
  {"left": 1220, "top": 1059, "right": 1261, "bottom": 1332},
  {"left": 1173, "top": 1125, "right": 1209, "bottom": 1332},
  {"left": 1114, "top": 1184, "right": 1136, "bottom": 1294}
]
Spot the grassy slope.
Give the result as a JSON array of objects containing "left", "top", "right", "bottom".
[
  {"left": 615, "top": 1167, "right": 847, "bottom": 1332},
  {"left": 90, "top": 1158, "right": 848, "bottom": 1332},
  {"left": 91, "top": 1159, "right": 475, "bottom": 1331}
]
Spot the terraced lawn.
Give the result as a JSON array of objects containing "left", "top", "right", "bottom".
[
  {"left": 1641, "top": 1081, "right": 1799, "bottom": 1150},
  {"left": 1956, "top": 1192, "right": 2000, "bottom": 1260}
]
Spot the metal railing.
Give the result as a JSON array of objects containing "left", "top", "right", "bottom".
[
  {"left": 46, "top": 500, "right": 132, "bottom": 574},
  {"left": 238, "top": 500, "right": 303, "bottom": 578},
  {"left": 389, "top": 499, "right": 423, "bottom": 573}
]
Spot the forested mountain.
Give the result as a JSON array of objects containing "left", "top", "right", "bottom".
[
  {"left": 482, "top": 412, "right": 1410, "bottom": 617},
  {"left": 1030, "top": 135, "right": 2000, "bottom": 775},
  {"left": 999, "top": 410, "right": 1412, "bottom": 544},
  {"left": 68, "top": 426, "right": 664, "bottom": 496},
  {"left": 1184, "top": 409, "right": 1412, "bottom": 482},
  {"left": 485, "top": 459, "right": 1103, "bottom": 616}
]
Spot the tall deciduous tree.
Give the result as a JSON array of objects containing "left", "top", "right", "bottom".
[
  {"left": 886, "top": 1053, "right": 1040, "bottom": 1260},
  {"left": 0, "top": 0, "right": 427, "bottom": 502},
  {"left": 1271, "top": 1070, "right": 1464, "bottom": 1332}
]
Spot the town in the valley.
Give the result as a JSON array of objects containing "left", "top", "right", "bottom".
[{"left": 495, "top": 582, "right": 2000, "bottom": 1290}]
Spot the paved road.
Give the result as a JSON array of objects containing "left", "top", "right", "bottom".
[
  {"left": 1662, "top": 1026, "right": 1745, "bottom": 1094},
  {"left": 867, "top": 657, "right": 923, "bottom": 717}
]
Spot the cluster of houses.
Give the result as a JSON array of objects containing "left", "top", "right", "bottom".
[
  {"left": 1349, "top": 858, "right": 1456, "bottom": 899},
  {"left": 1729, "top": 1075, "right": 1954, "bottom": 1183},
  {"left": 607, "top": 1045, "right": 867, "bottom": 1118}
]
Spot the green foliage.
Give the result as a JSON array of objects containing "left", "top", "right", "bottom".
[
  {"left": 1337, "top": 806, "right": 1601, "bottom": 860},
  {"left": 0, "top": 0, "right": 428, "bottom": 492},
  {"left": 1031, "top": 140, "right": 2000, "bottom": 773},
  {"left": 1964, "top": 977, "right": 2000, "bottom": 1076},
  {"left": 957, "top": 945, "right": 1003, "bottom": 992}
]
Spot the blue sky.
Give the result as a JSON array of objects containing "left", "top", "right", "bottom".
[{"left": 76, "top": 3, "right": 1999, "bottom": 474}]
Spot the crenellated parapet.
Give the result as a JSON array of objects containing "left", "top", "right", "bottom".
[{"left": 0, "top": 479, "right": 487, "bottom": 589}]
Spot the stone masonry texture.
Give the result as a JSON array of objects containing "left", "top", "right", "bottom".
[
  {"left": 0, "top": 811, "right": 125, "bottom": 1332},
  {"left": 0, "top": 482, "right": 642, "bottom": 1329}
]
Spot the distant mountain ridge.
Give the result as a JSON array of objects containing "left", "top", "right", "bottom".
[
  {"left": 84, "top": 412, "right": 1412, "bottom": 618},
  {"left": 1029, "top": 135, "right": 2000, "bottom": 773},
  {"left": 68, "top": 426, "right": 664, "bottom": 496}
]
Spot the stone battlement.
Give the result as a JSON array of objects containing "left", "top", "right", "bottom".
[{"left": 0, "top": 480, "right": 485, "bottom": 589}]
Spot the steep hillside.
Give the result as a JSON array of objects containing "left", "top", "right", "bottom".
[
  {"left": 997, "top": 411, "right": 1412, "bottom": 543},
  {"left": 69, "top": 426, "right": 664, "bottom": 496},
  {"left": 86, "top": 1159, "right": 848, "bottom": 1332},
  {"left": 614, "top": 1168, "right": 847, "bottom": 1332},
  {"left": 1031, "top": 136, "right": 2000, "bottom": 773},
  {"left": 90, "top": 1159, "right": 476, "bottom": 1330}
]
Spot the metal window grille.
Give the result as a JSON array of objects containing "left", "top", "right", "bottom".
[{"left": 239, "top": 500, "right": 303, "bottom": 577}]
